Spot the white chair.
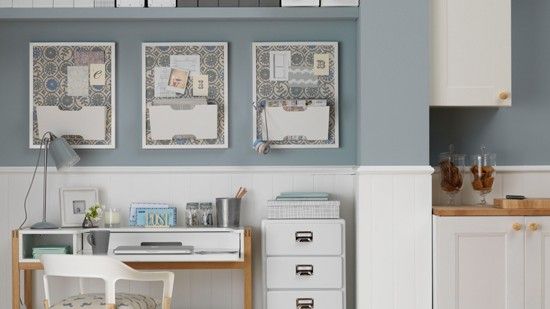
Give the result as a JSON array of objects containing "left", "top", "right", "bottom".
[{"left": 40, "top": 254, "right": 174, "bottom": 309}]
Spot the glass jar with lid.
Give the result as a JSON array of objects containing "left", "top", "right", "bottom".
[
  {"left": 199, "top": 202, "right": 214, "bottom": 226},
  {"left": 185, "top": 202, "right": 200, "bottom": 227}
]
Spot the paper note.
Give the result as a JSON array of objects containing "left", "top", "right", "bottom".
[
  {"left": 193, "top": 75, "right": 209, "bottom": 97},
  {"left": 67, "top": 66, "right": 89, "bottom": 97},
  {"left": 288, "top": 66, "right": 318, "bottom": 88},
  {"left": 170, "top": 55, "right": 201, "bottom": 76},
  {"left": 74, "top": 50, "right": 105, "bottom": 65},
  {"left": 166, "top": 68, "right": 189, "bottom": 94},
  {"left": 313, "top": 53, "right": 330, "bottom": 76},
  {"left": 154, "top": 67, "right": 176, "bottom": 98},
  {"left": 89, "top": 64, "right": 106, "bottom": 86},
  {"left": 269, "top": 51, "right": 290, "bottom": 81}
]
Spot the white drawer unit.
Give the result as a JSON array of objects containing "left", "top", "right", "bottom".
[{"left": 262, "top": 219, "right": 346, "bottom": 309}]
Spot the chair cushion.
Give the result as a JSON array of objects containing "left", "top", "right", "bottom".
[{"left": 50, "top": 293, "right": 158, "bottom": 309}]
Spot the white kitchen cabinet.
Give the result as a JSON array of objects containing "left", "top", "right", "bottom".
[
  {"left": 525, "top": 217, "right": 550, "bottom": 309},
  {"left": 433, "top": 216, "right": 525, "bottom": 309},
  {"left": 431, "top": 0, "right": 511, "bottom": 107}
]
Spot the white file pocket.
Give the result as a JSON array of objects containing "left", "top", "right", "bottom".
[
  {"left": 266, "top": 257, "right": 343, "bottom": 289},
  {"left": 149, "top": 104, "right": 218, "bottom": 140},
  {"left": 265, "top": 221, "right": 342, "bottom": 256},
  {"left": 36, "top": 106, "right": 106, "bottom": 141},
  {"left": 262, "top": 105, "right": 330, "bottom": 141},
  {"left": 267, "top": 291, "right": 344, "bottom": 309}
]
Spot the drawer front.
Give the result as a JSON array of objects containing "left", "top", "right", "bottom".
[
  {"left": 265, "top": 221, "right": 342, "bottom": 256},
  {"left": 266, "top": 257, "right": 342, "bottom": 289},
  {"left": 267, "top": 291, "right": 343, "bottom": 309}
]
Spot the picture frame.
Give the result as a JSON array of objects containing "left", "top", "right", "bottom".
[
  {"left": 142, "top": 42, "right": 228, "bottom": 149},
  {"left": 29, "top": 42, "right": 116, "bottom": 149},
  {"left": 252, "top": 42, "right": 339, "bottom": 148},
  {"left": 59, "top": 187, "right": 99, "bottom": 227}
]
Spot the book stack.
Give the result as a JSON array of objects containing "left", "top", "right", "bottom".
[
  {"left": 268, "top": 192, "right": 340, "bottom": 219},
  {"left": 32, "top": 245, "right": 71, "bottom": 259}
]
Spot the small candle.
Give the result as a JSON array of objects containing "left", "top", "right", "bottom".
[{"left": 104, "top": 208, "right": 120, "bottom": 228}]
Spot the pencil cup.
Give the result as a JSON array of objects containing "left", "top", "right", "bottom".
[{"left": 216, "top": 198, "right": 241, "bottom": 227}]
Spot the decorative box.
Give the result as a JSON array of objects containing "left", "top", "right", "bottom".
[
  {"left": 128, "top": 202, "right": 170, "bottom": 226},
  {"left": 267, "top": 200, "right": 340, "bottom": 219}
]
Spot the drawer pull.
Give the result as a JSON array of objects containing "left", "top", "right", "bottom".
[
  {"left": 296, "top": 298, "right": 314, "bottom": 309},
  {"left": 296, "top": 264, "right": 314, "bottom": 276},
  {"left": 295, "top": 231, "right": 314, "bottom": 242}
]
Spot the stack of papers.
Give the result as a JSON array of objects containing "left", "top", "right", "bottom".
[
  {"left": 275, "top": 192, "right": 330, "bottom": 201},
  {"left": 32, "top": 245, "right": 71, "bottom": 259}
]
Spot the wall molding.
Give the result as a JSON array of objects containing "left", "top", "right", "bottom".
[
  {"left": 356, "top": 165, "right": 434, "bottom": 175},
  {"left": 0, "top": 165, "right": 356, "bottom": 175}
]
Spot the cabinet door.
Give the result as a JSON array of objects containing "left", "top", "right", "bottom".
[
  {"left": 525, "top": 217, "right": 550, "bottom": 309},
  {"left": 431, "top": 0, "right": 511, "bottom": 107},
  {"left": 433, "top": 216, "right": 524, "bottom": 309}
]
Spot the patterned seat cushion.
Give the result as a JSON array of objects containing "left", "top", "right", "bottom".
[{"left": 50, "top": 293, "right": 158, "bottom": 309}]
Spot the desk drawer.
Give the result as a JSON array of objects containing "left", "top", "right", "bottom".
[
  {"left": 267, "top": 291, "right": 343, "bottom": 309},
  {"left": 265, "top": 221, "right": 342, "bottom": 256},
  {"left": 266, "top": 257, "right": 342, "bottom": 289}
]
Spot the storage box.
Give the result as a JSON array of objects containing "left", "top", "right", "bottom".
[
  {"left": 12, "top": 0, "right": 33, "bottom": 7},
  {"left": 0, "top": 0, "right": 12, "bottom": 7},
  {"left": 267, "top": 200, "right": 340, "bottom": 219},
  {"left": 148, "top": 0, "right": 175, "bottom": 6},
  {"left": 94, "top": 0, "right": 114, "bottom": 6},
  {"left": 281, "top": 0, "right": 318, "bottom": 6},
  {"left": 53, "top": 0, "right": 73, "bottom": 7},
  {"left": 116, "top": 0, "right": 144, "bottom": 6},
  {"left": 320, "top": 0, "right": 357, "bottom": 6},
  {"left": 74, "top": 0, "right": 94, "bottom": 6},
  {"left": 238, "top": 0, "right": 257, "bottom": 7},
  {"left": 176, "top": 0, "right": 196, "bottom": 6},
  {"left": 198, "top": 0, "right": 216, "bottom": 6},
  {"left": 33, "top": 0, "right": 53, "bottom": 7}
]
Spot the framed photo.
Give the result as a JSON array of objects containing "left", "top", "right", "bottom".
[
  {"left": 59, "top": 187, "right": 99, "bottom": 227},
  {"left": 30, "top": 42, "right": 116, "bottom": 149},
  {"left": 142, "top": 42, "right": 228, "bottom": 149},
  {"left": 252, "top": 42, "right": 339, "bottom": 148}
]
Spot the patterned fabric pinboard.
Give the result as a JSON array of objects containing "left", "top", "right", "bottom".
[
  {"left": 142, "top": 42, "right": 228, "bottom": 149},
  {"left": 30, "top": 42, "right": 115, "bottom": 149},
  {"left": 252, "top": 42, "right": 339, "bottom": 148}
]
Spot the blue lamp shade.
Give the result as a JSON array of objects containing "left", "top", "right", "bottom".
[{"left": 49, "top": 137, "right": 80, "bottom": 170}]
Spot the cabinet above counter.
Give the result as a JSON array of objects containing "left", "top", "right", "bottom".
[{"left": 433, "top": 206, "right": 550, "bottom": 216}]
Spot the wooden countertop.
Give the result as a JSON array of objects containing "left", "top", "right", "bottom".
[{"left": 433, "top": 206, "right": 550, "bottom": 216}]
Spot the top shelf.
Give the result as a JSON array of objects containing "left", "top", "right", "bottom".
[{"left": 0, "top": 7, "right": 359, "bottom": 21}]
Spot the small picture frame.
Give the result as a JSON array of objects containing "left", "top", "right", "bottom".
[{"left": 60, "top": 187, "right": 99, "bottom": 227}]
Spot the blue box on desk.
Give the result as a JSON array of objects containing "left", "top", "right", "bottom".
[{"left": 135, "top": 207, "right": 177, "bottom": 227}]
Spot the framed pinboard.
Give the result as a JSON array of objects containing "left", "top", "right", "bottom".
[
  {"left": 252, "top": 42, "right": 339, "bottom": 149},
  {"left": 30, "top": 42, "right": 116, "bottom": 149},
  {"left": 142, "top": 42, "right": 228, "bottom": 149}
]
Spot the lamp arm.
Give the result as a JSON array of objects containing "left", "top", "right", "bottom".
[{"left": 42, "top": 136, "right": 50, "bottom": 224}]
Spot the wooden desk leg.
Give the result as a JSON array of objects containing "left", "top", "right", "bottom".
[
  {"left": 12, "top": 230, "right": 20, "bottom": 309},
  {"left": 244, "top": 228, "right": 252, "bottom": 309},
  {"left": 24, "top": 270, "right": 33, "bottom": 309}
]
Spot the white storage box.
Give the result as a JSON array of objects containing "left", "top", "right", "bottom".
[
  {"left": 0, "top": 0, "right": 12, "bottom": 7},
  {"left": 267, "top": 200, "right": 340, "bottom": 219},
  {"left": 12, "top": 0, "right": 33, "bottom": 7},
  {"left": 33, "top": 0, "right": 53, "bottom": 7},
  {"left": 116, "top": 0, "right": 144, "bottom": 6},
  {"left": 74, "top": 0, "right": 94, "bottom": 6},
  {"left": 320, "top": 0, "right": 357, "bottom": 6},
  {"left": 94, "top": 0, "right": 115, "bottom": 6},
  {"left": 281, "top": 0, "right": 318, "bottom": 6},
  {"left": 148, "top": 0, "right": 175, "bottom": 6},
  {"left": 53, "top": 0, "right": 73, "bottom": 6}
]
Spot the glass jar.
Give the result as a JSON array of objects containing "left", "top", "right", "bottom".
[
  {"left": 200, "top": 202, "right": 214, "bottom": 226},
  {"left": 185, "top": 203, "right": 200, "bottom": 227},
  {"left": 470, "top": 148, "right": 497, "bottom": 206},
  {"left": 104, "top": 208, "right": 121, "bottom": 228},
  {"left": 438, "top": 151, "right": 465, "bottom": 205}
]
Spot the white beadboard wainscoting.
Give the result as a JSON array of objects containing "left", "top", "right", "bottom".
[
  {"left": 355, "top": 166, "right": 433, "bottom": 309},
  {"left": 0, "top": 166, "right": 356, "bottom": 309},
  {"left": 432, "top": 166, "right": 550, "bottom": 205}
]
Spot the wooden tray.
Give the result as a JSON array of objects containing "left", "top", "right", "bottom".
[{"left": 494, "top": 198, "right": 550, "bottom": 209}]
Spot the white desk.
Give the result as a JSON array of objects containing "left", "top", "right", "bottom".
[{"left": 11, "top": 227, "right": 252, "bottom": 309}]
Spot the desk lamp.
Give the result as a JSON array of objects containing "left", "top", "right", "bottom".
[{"left": 30, "top": 132, "right": 80, "bottom": 229}]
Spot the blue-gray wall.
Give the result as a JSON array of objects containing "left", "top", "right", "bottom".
[
  {"left": 430, "top": 0, "right": 550, "bottom": 165},
  {"left": 357, "top": 0, "right": 430, "bottom": 166},
  {"left": 0, "top": 20, "right": 356, "bottom": 166}
]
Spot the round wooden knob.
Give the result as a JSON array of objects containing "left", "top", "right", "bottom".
[
  {"left": 529, "top": 223, "right": 539, "bottom": 231},
  {"left": 499, "top": 92, "right": 510, "bottom": 100},
  {"left": 513, "top": 223, "right": 522, "bottom": 231}
]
